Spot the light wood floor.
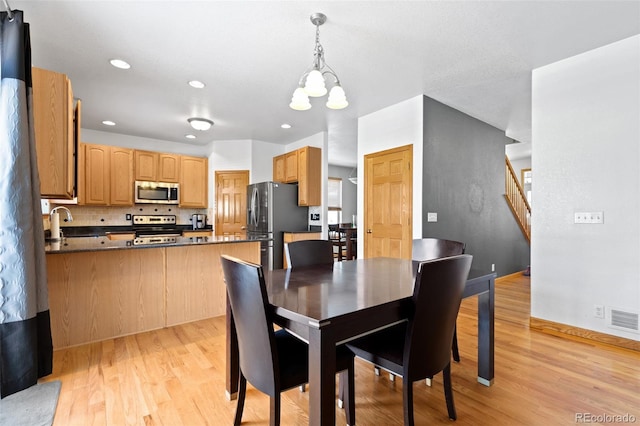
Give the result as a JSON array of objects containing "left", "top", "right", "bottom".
[{"left": 43, "top": 273, "right": 640, "bottom": 425}]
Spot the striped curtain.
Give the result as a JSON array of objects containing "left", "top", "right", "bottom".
[{"left": 0, "top": 10, "right": 53, "bottom": 398}]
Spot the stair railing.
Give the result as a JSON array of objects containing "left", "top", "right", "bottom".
[{"left": 505, "top": 156, "right": 531, "bottom": 243}]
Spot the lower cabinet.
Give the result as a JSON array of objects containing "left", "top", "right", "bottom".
[
  {"left": 46, "top": 241, "right": 260, "bottom": 349},
  {"left": 165, "top": 242, "right": 259, "bottom": 326}
]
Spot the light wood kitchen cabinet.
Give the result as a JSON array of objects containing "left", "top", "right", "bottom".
[
  {"left": 158, "top": 153, "right": 180, "bottom": 182},
  {"left": 110, "top": 147, "right": 134, "bottom": 205},
  {"left": 179, "top": 155, "right": 208, "bottom": 208},
  {"left": 282, "top": 232, "right": 322, "bottom": 268},
  {"left": 273, "top": 154, "right": 286, "bottom": 182},
  {"left": 285, "top": 150, "right": 299, "bottom": 182},
  {"left": 165, "top": 242, "right": 259, "bottom": 326},
  {"left": 79, "top": 143, "right": 133, "bottom": 206},
  {"left": 134, "top": 150, "right": 180, "bottom": 182},
  {"left": 32, "top": 67, "right": 80, "bottom": 199},
  {"left": 297, "top": 146, "right": 322, "bottom": 206}
]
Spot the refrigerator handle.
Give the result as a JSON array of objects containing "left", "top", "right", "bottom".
[{"left": 251, "top": 187, "right": 258, "bottom": 227}]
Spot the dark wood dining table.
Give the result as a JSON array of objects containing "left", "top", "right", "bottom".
[{"left": 225, "top": 257, "right": 495, "bottom": 426}]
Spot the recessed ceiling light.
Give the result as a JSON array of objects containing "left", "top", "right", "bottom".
[
  {"left": 188, "top": 80, "right": 205, "bottom": 89},
  {"left": 185, "top": 134, "right": 196, "bottom": 139},
  {"left": 102, "top": 120, "right": 116, "bottom": 126},
  {"left": 281, "top": 123, "right": 292, "bottom": 129},
  {"left": 109, "top": 59, "right": 131, "bottom": 69},
  {"left": 187, "top": 117, "right": 214, "bottom": 131}
]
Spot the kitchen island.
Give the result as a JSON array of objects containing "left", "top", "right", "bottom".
[{"left": 46, "top": 235, "right": 260, "bottom": 348}]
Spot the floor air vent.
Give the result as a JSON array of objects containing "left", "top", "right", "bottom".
[{"left": 607, "top": 308, "right": 639, "bottom": 333}]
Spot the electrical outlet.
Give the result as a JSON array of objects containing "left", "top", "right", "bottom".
[
  {"left": 427, "top": 212, "right": 437, "bottom": 222},
  {"left": 594, "top": 304, "right": 605, "bottom": 319},
  {"left": 574, "top": 212, "right": 604, "bottom": 224},
  {"left": 491, "top": 264, "right": 495, "bottom": 272}
]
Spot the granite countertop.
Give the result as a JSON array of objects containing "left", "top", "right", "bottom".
[{"left": 45, "top": 233, "right": 263, "bottom": 254}]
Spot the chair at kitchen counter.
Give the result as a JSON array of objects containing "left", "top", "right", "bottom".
[
  {"left": 221, "top": 255, "right": 355, "bottom": 426},
  {"left": 347, "top": 254, "right": 473, "bottom": 425},
  {"left": 328, "top": 224, "right": 347, "bottom": 261}
]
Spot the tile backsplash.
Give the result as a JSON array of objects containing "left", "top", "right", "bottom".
[{"left": 52, "top": 204, "right": 210, "bottom": 228}]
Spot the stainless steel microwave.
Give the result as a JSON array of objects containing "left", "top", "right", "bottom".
[{"left": 134, "top": 181, "right": 179, "bottom": 204}]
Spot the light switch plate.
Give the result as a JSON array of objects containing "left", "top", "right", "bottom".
[{"left": 427, "top": 212, "right": 437, "bottom": 222}]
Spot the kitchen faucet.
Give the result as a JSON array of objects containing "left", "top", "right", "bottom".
[
  {"left": 49, "top": 206, "right": 73, "bottom": 240},
  {"left": 50, "top": 206, "right": 74, "bottom": 222}
]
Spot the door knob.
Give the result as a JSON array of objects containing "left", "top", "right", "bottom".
[
  {"left": 241, "top": 226, "right": 246, "bottom": 230},
  {"left": 367, "top": 229, "right": 372, "bottom": 234}
]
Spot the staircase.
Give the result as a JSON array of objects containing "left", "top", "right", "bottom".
[{"left": 505, "top": 156, "right": 531, "bottom": 243}]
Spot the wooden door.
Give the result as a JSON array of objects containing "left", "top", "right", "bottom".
[
  {"left": 273, "top": 154, "right": 285, "bottom": 182},
  {"left": 284, "top": 150, "right": 298, "bottom": 182},
  {"left": 364, "top": 145, "right": 413, "bottom": 259},
  {"left": 215, "top": 170, "right": 249, "bottom": 236}
]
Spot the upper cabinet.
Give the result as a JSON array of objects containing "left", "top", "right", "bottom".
[
  {"left": 273, "top": 154, "right": 286, "bottom": 183},
  {"left": 78, "top": 143, "right": 133, "bottom": 206},
  {"left": 297, "top": 146, "right": 321, "bottom": 206},
  {"left": 272, "top": 146, "right": 321, "bottom": 206},
  {"left": 32, "top": 67, "right": 80, "bottom": 199},
  {"left": 134, "top": 150, "right": 180, "bottom": 183},
  {"left": 179, "top": 155, "right": 208, "bottom": 208}
]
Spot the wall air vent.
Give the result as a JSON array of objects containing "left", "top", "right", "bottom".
[{"left": 607, "top": 307, "right": 639, "bottom": 334}]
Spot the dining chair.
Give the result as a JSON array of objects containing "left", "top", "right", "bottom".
[
  {"left": 328, "top": 224, "right": 347, "bottom": 261},
  {"left": 346, "top": 254, "right": 472, "bottom": 425},
  {"left": 412, "top": 238, "right": 466, "bottom": 363},
  {"left": 284, "top": 239, "right": 334, "bottom": 268},
  {"left": 221, "top": 255, "right": 355, "bottom": 426},
  {"left": 283, "top": 239, "right": 348, "bottom": 403}
]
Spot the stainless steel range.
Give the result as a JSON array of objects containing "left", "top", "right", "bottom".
[{"left": 132, "top": 215, "right": 181, "bottom": 245}]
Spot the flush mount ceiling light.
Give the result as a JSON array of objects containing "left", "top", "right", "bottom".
[
  {"left": 188, "top": 117, "right": 214, "bottom": 131},
  {"left": 289, "top": 13, "right": 348, "bottom": 111},
  {"left": 109, "top": 59, "right": 131, "bottom": 69},
  {"left": 188, "top": 80, "right": 205, "bottom": 89}
]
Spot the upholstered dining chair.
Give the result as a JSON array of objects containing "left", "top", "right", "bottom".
[
  {"left": 346, "top": 254, "right": 473, "bottom": 425},
  {"left": 284, "top": 239, "right": 334, "bottom": 268},
  {"left": 221, "top": 255, "right": 355, "bottom": 426}
]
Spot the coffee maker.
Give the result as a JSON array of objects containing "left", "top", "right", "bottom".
[{"left": 192, "top": 214, "right": 206, "bottom": 229}]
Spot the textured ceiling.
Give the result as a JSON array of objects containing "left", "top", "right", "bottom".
[{"left": 12, "top": 1, "right": 640, "bottom": 167}]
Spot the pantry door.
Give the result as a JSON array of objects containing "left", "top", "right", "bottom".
[{"left": 215, "top": 171, "right": 249, "bottom": 236}]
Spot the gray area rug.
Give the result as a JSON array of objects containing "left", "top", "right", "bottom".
[{"left": 0, "top": 381, "right": 61, "bottom": 426}]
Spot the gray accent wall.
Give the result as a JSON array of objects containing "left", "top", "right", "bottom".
[{"left": 421, "top": 96, "right": 530, "bottom": 275}]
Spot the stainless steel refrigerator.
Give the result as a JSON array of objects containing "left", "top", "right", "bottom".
[{"left": 246, "top": 181, "right": 309, "bottom": 270}]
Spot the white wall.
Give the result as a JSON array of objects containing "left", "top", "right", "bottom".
[
  {"left": 357, "top": 95, "right": 424, "bottom": 257},
  {"left": 531, "top": 35, "right": 640, "bottom": 340}
]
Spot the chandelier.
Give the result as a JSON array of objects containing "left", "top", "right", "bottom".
[{"left": 289, "top": 13, "right": 348, "bottom": 111}]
